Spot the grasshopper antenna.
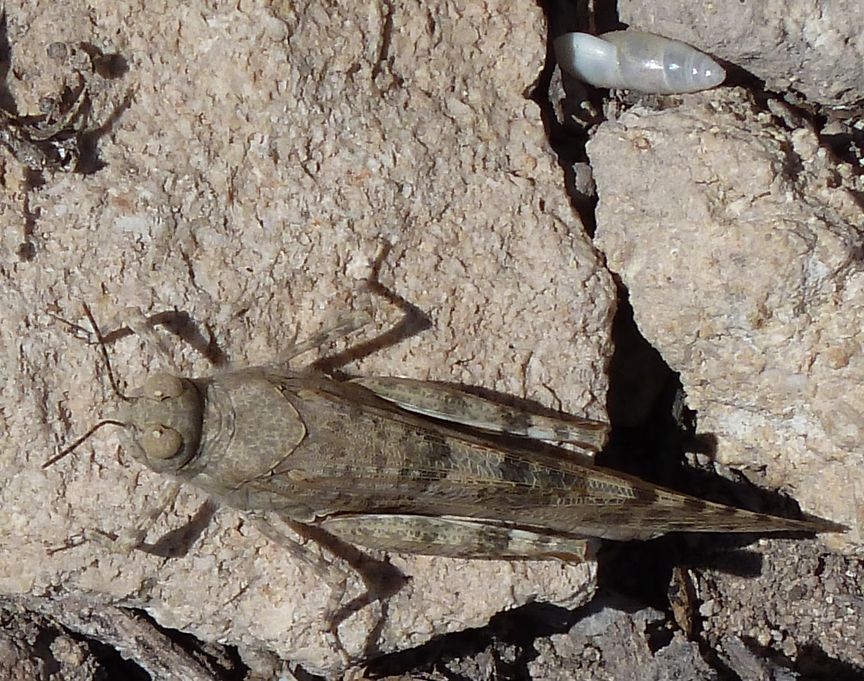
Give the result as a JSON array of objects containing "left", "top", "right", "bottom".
[
  {"left": 44, "top": 303, "right": 130, "bottom": 467},
  {"left": 42, "top": 419, "right": 125, "bottom": 468}
]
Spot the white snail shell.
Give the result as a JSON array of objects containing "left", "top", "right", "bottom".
[{"left": 554, "top": 30, "right": 726, "bottom": 94}]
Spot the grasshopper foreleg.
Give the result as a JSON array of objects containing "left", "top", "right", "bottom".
[
  {"left": 101, "top": 481, "right": 183, "bottom": 553},
  {"left": 48, "top": 482, "right": 183, "bottom": 556}
]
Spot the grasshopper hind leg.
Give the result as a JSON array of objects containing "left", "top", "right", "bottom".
[
  {"left": 321, "top": 514, "right": 598, "bottom": 563},
  {"left": 247, "top": 513, "right": 406, "bottom": 665},
  {"left": 351, "top": 376, "right": 610, "bottom": 453}
]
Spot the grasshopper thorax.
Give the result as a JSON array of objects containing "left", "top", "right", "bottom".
[{"left": 114, "top": 373, "right": 206, "bottom": 474}]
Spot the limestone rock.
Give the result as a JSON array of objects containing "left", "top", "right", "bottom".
[
  {"left": 619, "top": 0, "right": 864, "bottom": 109},
  {"left": 0, "top": 0, "right": 612, "bottom": 675},
  {"left": 589, "top": 89, "right": 864, "bottom": 552}
]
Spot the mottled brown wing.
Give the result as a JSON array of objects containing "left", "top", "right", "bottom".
[{"left": 245, "top": 377, "right": 830, "bottom": 541}]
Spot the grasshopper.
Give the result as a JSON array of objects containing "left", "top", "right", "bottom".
[
  {"left": 47, "top": 301, "right": 839, "bottom": 566},
  {"left": 45, "top": 300, "right": 843, "bottom": 665}
]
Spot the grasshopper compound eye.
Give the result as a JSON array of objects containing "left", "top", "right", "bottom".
[
  {"left": 121, "top": 374, "right": 204, "bottom": 472},
  {"left": 140, "top": 424, "right": 184, "bottom": 460},
  {"left": 143, "top": 373, "right": 185, "bottom": 399}
]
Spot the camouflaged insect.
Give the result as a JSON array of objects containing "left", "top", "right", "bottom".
[{"left": 46, "top": 304, "right": 840, "bottom": 573}]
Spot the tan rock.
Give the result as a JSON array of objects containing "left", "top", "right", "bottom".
[
  {"left": 0, "top": 0, "right": 612, "bottom": 675},
  {"left": 618, "top": 0, "right": 864, "bottom": 109},
  {"left": 589, "top": 89, "right": 863, "bottom": 552}
]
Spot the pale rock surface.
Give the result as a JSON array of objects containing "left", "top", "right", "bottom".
[
  {"left": 0, "top": 0, "right": 612, "bottom": 676},
  {"left": 618, "top": 0, "right": 864, "bottom": 109},
  {"left": 589, "top": 89, "right": 864, "bottom": 552}
]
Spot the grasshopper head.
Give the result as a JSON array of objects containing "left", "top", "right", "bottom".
[{"left": 115, "top": 373, "right": 205, "bottom": 474}]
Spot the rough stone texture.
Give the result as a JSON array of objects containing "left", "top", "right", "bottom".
[
  {"left": 589, "top": 89, "right": 864, "bottom": 552},
  {"left": 7, "top": 596, "right": 244, "bottom": 680},
  {"left": 0, "top": 0, "right": 613, "bottom": 676},
  {"left": 525, "top": 572, "right": 863, "bottom": 681},
  {"left": 618, "top": 0, "right": 864, "bottom": 110},
  {"left": 698, "top": 538, "right": 864, "bottom": 676},
  {"left": 523, "top": 536, "right": 864, "bottom": 680},
  {"left": 0, "top": 602, "right": 104, "bottom": 681},
  {"left": 528, "top": 597, "right": 719, "bottom": 681},
  {"left": 342, "top": 536, "right": 862, "bottom": 679}
]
